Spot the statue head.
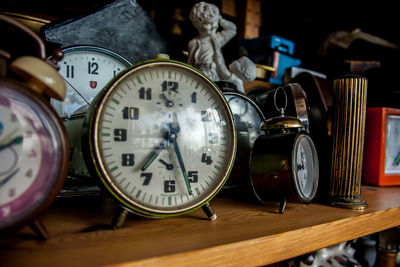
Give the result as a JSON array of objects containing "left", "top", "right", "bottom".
[
  {"left": 189, "top": 2, "right": 220, "bottom": 36},
  {"left": 229, "top": 57, "right": 257, "bottom": 82}
]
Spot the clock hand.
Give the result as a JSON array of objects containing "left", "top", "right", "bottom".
[
  {"left": 0, "top": 168, "right": 19, "bottom": 188},
  {"left": 141, "top": 133, "right": 169, "bottom": 171},
  {"left": 168, "top": 123, "right": 192, "bottom": 195},
  {"left": 160, "top": 93, "right": 174, "bottom": 108},
  {"left": 0, "top": 129, "right": 23, "bottom": 151},
  {"left": 159, "top": 159, "right": 174, "bottom": 170},
  {"left": 64, "top": 78, "right": 90, "bottom": 105},
  {"left": 393, "top": 150, "right": 400, "bottom": 166}
]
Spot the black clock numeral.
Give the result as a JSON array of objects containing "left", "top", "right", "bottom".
[
  {"left": 66, "top": 65, "right": 74, "bottom": 78},
  {"left": 121, "top": 153, "right": 135, "bottom": 166},
  {"left": 191, "top": 92, "right": 197, "bottom": 103},
  {"left": 140, "top": 173, "right": 152, "bottom": 185},
  {"left": 122, "top": 107, "right": 139, "bottom": 120},
  {"left": 88, "top": 62, "right": 99, "bottom": 75},
  {"left": 201, "top": 154, "right": 212, "bottom": 165},
  {"left": 161, "top": 81, "right": 178, "bottom": 93},
  {"left": 114, "top": 128, "right": 127, "bottom": 141},
  {"left": 188, "top": 171, "right": 198, "bottom": 183},
  {"left": 164, "top": 180, "right": 175, "bottom": 193},
  {"left": 139, "top": 87, "right": 152, "bottom": 100}
]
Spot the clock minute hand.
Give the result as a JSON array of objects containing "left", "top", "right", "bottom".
[
  {"left": 168, "top": 123, "right": 192, "bottom": 195},
  {"left": 0, "top": 129, "right": 23, "bottom": 151},
  {"left": 141, "top": 132, "right": 169, "bottom": 171}
]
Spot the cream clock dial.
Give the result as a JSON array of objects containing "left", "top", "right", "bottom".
[{"left": 83, "top": 59, "right": 236, "bottom": 223}]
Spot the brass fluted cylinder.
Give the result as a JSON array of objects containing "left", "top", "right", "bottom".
[{"left": 329, "top": 75, "right": 367, "bottom": 209}]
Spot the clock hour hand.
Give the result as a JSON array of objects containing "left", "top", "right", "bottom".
[
  {"left": 0, "top": 128, "right": 23, "bottom": 151},
  {"left": 159, "top": 159, "right": 174, "bottom": 170},
  {"left": 160, "top": 93, "right": 174, "bottom": 108},
  {"left": 168, "top": 123, "right": 192, "bottom": 195},
  {"left": 141, "top": 132, "right": 169, "bottom": 171}
]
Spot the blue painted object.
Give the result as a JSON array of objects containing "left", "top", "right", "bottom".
[
  {"left": 239, "top": 35, "right": 302, "bottom": 85},
  {"left": 269, "top": 51, "right": 301, "bottom": 85}
]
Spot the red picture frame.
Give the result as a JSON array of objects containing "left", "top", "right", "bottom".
[{"left": 362, "top": 107, "right": 400, "bottom": 186}]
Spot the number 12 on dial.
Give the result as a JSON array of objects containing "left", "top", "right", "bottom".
[{"left": 83, "top": 59, "right": 236, "bottom": 225}]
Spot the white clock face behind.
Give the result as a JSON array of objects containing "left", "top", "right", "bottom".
[
  {"left": 51, "top": 46, "right": 131, "bottom": 118},
  {"left": 385, "top": 115, "right": 400, "bottom": 174}
]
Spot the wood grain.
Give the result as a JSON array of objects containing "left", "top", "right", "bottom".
[{"left": 1, "top": 186, "right": 399, "bottom": 267}]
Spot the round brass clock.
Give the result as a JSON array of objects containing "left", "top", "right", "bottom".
[{"left": 82, "top": 59, "right": 236, "bottom": 222}]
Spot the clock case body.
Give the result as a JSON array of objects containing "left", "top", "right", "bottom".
[
  {"left": 363, "top": 107, "right": 400, "bottom": 186},
  {"left": 250, "top": 130, "right": 319, "bottom": 203},
  {"left": 222, "top": 91, "right": 265, "bottom": 190},
  {"left": 0, "top": 78, "right": 69, "bottom": 232},
  {"left": 81, "top": 59, "right": 237, "bottom": 218}
]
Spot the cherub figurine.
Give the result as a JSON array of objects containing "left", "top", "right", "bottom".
[{"left": 188, "top": 1, "right": 256, "bottom": 93}]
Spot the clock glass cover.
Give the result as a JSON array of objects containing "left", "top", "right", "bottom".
[
  {"left": 83, "top": 60, "right": 236, "bottom": 217},
  {"left": 292, "top": 133, "right": 319, "bottom": 202},
  {"left": 0, "top": 80, "right": 68, "bottom": 230}
]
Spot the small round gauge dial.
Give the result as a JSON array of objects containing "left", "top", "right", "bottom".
[
  {"left": 292, "top": 133, "right": 318, "bottom": 202},
  {"left": 83, "top": 59, "right": 236, "bottom": 217},
  {"left": 51, "top": 45, "right": 131, "bottom": 118},
  {"left": 0, "top": 79, "right": 69, "bottom": 230}
]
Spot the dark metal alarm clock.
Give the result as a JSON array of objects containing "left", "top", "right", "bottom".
[
  {"left": 249, "top": 87, "right": 319, "bottom": 213},
  {"left": 82, "top": 56, "right": 236, "bottom": 228},
  {"left": 220, "top": 85, "right": 265, "bottom": 191}
]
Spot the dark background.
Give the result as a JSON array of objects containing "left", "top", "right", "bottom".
[{"left": 1, "top": 0, "right": 399, "bottom": 107}]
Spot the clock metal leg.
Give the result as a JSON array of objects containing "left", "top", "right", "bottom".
[
  {"left": 29, "top": 219, "right": 49, "bottom": 240},
  {"left": 202, "top": 202, "right": 217, "bottom": 220},
  {"left": 279, "top": 198, "right": 287, "bottom": 214},
  {"left": 112, "top": 206, "right": 130, "bottom": 230}
]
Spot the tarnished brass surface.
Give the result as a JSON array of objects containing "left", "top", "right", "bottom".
[
  {"left": 260, "top": 115, "right": 303, "bottom": 130},
  {"left": 329, "top": 75, "right": 368, "bottom": 209},
  {"left": 0, "top": 12, "right": 50, "bottom": 33}
]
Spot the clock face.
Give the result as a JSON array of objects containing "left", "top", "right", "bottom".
[
  {"left": 50, "top": 45, "right": 131, "bottom": 179},
  {"left": 51, "top": 45, "right": 131, "bottom": 118},
  {"left": 292, "top": 133, "right": 318, "bottom": 202},
  {"left": 385, "top": 115, "right": 400, "bottom": 174},
  {"left": 84, "top": 60, "right": 236, "bottom": 216},
  {"left": 224, "top": 92, "right": 265, "bottom": 145},
  {"left": 0, "top": 81, "right": 68, "bottom": 230}
]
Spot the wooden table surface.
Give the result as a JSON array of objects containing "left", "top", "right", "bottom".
[{"left": 1, "top": 186, "right": 400, "bottom": 267}]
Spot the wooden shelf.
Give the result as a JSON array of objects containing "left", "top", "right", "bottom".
[{"left": 1, "top": 186, "right": 400, "bottom": 266}]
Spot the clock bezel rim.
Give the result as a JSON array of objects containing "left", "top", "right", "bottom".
[{"left": 85, "top": 59, "right": 237, "bottom": 217}]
